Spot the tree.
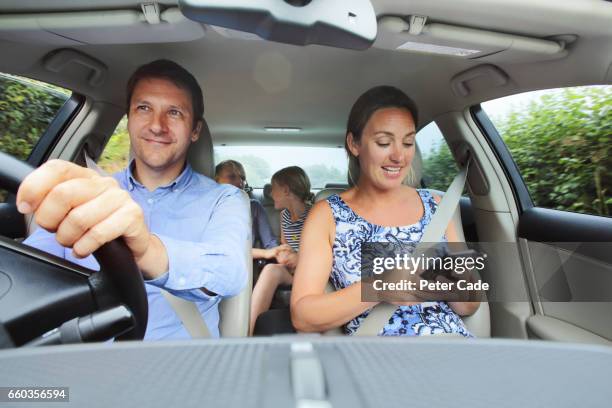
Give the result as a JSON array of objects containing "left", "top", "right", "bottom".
[
  {"left": 0, "top": 75, "right": 68, "bottom": 161},
  {"left": 97, "top": 117, "right": 130, "bottom": 175},
  {"left": 422, "top": 141, "right": 457, "bottom": 191}
]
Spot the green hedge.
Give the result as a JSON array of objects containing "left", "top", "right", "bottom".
[
  {"left": 0, "top": 75, "right": 68, "bottom": 161},
  {"left": 0, "top": 75, "right": 69, "bottom": 202},
  {"left": 423, "top": 87, "right": 611, "bottom": 216}
]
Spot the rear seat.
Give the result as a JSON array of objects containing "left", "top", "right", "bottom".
[
  {"left": 314, "top": 186, "right": 345, "bottom": 202},
  {"left": 262, "top": 183, "right": 281, "bottom": 239}
]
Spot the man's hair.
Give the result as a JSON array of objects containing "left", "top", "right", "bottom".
[
  {"left": 215, "top": 160, "right": 245, "bottom": 180},
  {"left": 126, "top": 59, "right": 204, "bottom": 130}
]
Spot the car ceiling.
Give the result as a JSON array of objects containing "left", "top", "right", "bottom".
[{"left": 0, "top": 0, "right": 610, "bottom": 146}]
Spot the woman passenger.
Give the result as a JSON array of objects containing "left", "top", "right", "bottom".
[
  {"left": 250, "top": 166, "right": 314, "bottom": 335},
  {"left": 290, "top": 86, "right": 479, "bottom": 336}
]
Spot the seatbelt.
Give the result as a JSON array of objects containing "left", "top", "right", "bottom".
[
  {"left": 83, "top": 150, "right": 211, "bottom": 338},
  {"left": 354, "top": 158, "right": 471, "bottom": 336},
  {"left": 160, "top": 290, "right": 211, "bottom": 338}
]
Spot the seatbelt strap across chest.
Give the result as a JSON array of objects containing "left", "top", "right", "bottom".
[{"left": 354, "top": 159, "right": 470, "bottom": 336}]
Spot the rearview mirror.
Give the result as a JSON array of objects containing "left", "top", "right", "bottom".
[{"left": 178, "top": 0, "right": 377, "bottom": 50}]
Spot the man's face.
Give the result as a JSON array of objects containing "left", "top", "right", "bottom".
[{"left": 127, "top": 77, "right": 201, "bottom": 173}]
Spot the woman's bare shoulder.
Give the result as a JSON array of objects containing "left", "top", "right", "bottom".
[
  {"left": 338, "top": 187, "right": 356, "bottom": 202},
  {"left": 303, "top": 199, "right": 334, "bottom": 228},
  {"left": 303, "top": 199, "right": 337, "bottom": 244}
]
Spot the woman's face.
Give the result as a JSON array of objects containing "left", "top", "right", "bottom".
[
  {"left": 270, "top": 181, "right": 289, "bottom": 210},
  {"left": 348, "top": 107, "right": 416, "bottom": 190},
  {"left": 216, "top": 165, "right": 245, "bottom": 189}
]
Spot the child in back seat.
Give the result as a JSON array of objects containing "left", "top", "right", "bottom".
[{"left": 249, "top": 166, "right": 313, "bottom": 335}]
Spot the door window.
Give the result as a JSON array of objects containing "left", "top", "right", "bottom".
[
  {"left": 0, "top": 73, "right": 71, "bottom": 202},
  {"left": 481, "top": 86, "right": 611, "bottom": 217}
]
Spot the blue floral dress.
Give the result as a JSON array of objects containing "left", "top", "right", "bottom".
[{"left": 327, "top": 191, "right": 473, "bottom": 337}]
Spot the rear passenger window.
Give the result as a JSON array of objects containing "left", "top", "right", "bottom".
[
  {"left": 214, "top": 146, "right": 348, "bottom": 188},
  {"left": 482, "top": 86, "right": 611, "bottom": 217},
  {"left": 98, "top": 115, "right": 129, "bottom": 174},
  {"left": 417, "top": 121, "right": 456, "bottom": 191},
  {"left": 0, "top": 73, "right": 71, "bottom": 202}
]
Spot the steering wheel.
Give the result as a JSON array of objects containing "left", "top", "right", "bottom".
[{"left": 0, "top": 152, "right": 147, "bottom": 346}]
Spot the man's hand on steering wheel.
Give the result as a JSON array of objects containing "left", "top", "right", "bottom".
[{"left": 16, "top": 159, "right": 168, "bottom": 280}]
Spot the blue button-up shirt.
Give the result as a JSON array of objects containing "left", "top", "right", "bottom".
[{"left": 24, "top": 162, "right": 250, "bottom": 340}]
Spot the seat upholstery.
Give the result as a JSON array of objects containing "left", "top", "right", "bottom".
[
  {"left": 218, "top": 200, "right": 252, "bottom": 337},
  {"left": 188, "top": 119, "right": 252, "bottom": 337},
  {"left": 314, "top": 187, "right": 345, "bottom": 202},
  {"left": 187, "top": 120, "right": 215, "bottom": 178},
  {"left": 318, "top": 142, "right": 490, "bottom": 337},
  {"left": 262, "top": 183, "right": 281, "bottom": 239}
]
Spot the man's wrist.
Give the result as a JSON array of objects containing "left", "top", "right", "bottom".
[{"left": 136, "top": 234, "right": 169, "bottom": 280}]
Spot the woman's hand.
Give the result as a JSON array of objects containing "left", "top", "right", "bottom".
[
  {"left": 277, "top": 248, "right": 298, "bottom": 268},
  {"left": 16, "top": 159, "right": 168, "bottom": 279},
  {"left": 263, "top": 244, "right": 292, "bottom": 260}
]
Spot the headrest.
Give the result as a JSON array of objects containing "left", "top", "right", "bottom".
[
  {"left": 187, "top": 119, "right": 214, "bottom": 178},
  {"left": 262, "top": 183, "right": 273, "bottom": 204},
  {"left": 347, "top": 142, "right": 423, "bottom": 187},
  {"left": 324, "top": 183, "right": 349, "bottom": 189},
  {"left": 403, "top": 142, "right": 423, "bottom": 188},
  {"left": 314, "top": 187, "right": 345, "bottom": 202}
]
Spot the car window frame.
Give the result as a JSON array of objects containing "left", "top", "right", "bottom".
[
  {"left": 470, "top": 104, "right": 534, "bottom": 214},
  {"left": 27, "top": 93, "right": 85, "bottom": 166}
]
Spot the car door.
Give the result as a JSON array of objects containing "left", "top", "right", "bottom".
[
  {"left": 474, "top": 85, "right": 612, "bottom": 344},
  {"left": 0, "top": 73, "right": 81, "bottom": 239}
]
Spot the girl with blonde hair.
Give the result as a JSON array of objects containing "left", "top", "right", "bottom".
[{"left": 250, "top": 166, "right": 314, "bottom": 335}]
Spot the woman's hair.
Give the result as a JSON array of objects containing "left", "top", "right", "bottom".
[
  {"left": 271, "top": 166, "right": 315, "bottom": 204},
  {"left": 214, "top": 159, "right": 245, "bottom": 180},
  {"left": 345, "top": 85, "right": 419, "bottom": 186}
]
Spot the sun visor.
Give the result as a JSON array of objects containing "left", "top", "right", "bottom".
[
  {"left": 375, "top": 15, "right": 568, "bottom": 63},
  {"left": 0, "top": 7, "right": 205, "bottom": 45}
]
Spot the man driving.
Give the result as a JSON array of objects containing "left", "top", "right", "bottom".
[{"left": 17, "top": 60, "right": 250, "bottom": 340}]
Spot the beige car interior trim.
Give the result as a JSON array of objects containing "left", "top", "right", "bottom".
[
  {"left": 525, "top": 240, "right": 612, "bottom": 340},
  {"left": 518, "top": 238, "right": 544, "bottom": 315},
  {"left": 43, "top": 49, "right": 108, "bottom": 88},
  {"left": 376, "top": 15, "right": 567, "bottom": 63},
  {"left": 53, "top": 101, "right": 124, "bottom": 162},
  {"left": 438, "top": 110, "right": 532, "bottom": 339},
  {"left": 527, "top": 315, "right": 611, "bottom": 346},
  {"left": 450, "top": 64, "right": 509, "bottom": 98},
  {"left": 0, "top": 8, "right": 205, "bottom": 45},
  {"left": 218, "top": 198, "right": 253, "bottom": 338}
]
